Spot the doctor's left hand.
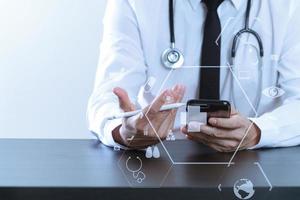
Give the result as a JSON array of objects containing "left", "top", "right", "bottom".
[{"left": 181, "top": 108, "right": 261, "bottom": 152}]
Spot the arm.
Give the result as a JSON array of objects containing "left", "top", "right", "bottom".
[
  {"left": 87, "top": 0, "right": 146, "bottom": 147},
  {"left": 251, "top": 2, "right": 300, "bottom": 148},
  {"left": 182, "top": 2, "right": 300, "bottom": 151}
]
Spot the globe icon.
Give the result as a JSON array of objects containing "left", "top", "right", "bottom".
[{"left": 233, "top": 179, "right": 255, "bottom": 199}]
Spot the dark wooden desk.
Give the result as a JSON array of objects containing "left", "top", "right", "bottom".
[{"left": 0, "top": 139, "right": 300, "bottom": 200}]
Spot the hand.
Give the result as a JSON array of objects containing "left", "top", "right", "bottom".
[
  {"left": 181, "top": 108, "right": 261, "bottom": 152},
  {"left": 112, "top": 85, "right": 185, "bottom": 149}
]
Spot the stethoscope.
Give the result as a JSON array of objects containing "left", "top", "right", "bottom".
[
  {"left": 162, "top": 0, "right": 264, "bottom": 69},
  {"left": 161, "top": 0, "right": 184, "bottom": 69},
  {"left": 229, "top": 0, "right": 264, "bottom": 115},
  {"left": 125, "top": 156, "right": 146, "bottom": 183},
  {"left": 161, "top": 0, "right": 264, "bottom": 114}
]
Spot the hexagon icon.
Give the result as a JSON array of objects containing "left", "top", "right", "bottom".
[{"left": 143, "top": 63, "right": 259, "bottom": 165}]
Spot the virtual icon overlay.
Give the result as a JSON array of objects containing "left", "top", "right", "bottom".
[
  {"left": 233, "top": 178, "right": 255, "bottom": 199},
  {"left": 118, "top": 148, "right": 173, "bottom": 187},
  {"left": 125, "top": 156, "right": 146, "bottom": 184},
  {"left": 262, "top": 86, "right": 285, "bottom": 99}
]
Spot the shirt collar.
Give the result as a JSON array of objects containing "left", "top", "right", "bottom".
[{"left": 188, "top": 0, "right": 242, "bottom": 10}]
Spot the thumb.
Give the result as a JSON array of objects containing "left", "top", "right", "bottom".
[
  {"left": 230, "top": 106, "right": 239, "bottom": 116},
  {"left": 113, "top": 87, "right": 135, "bottom": 112}
]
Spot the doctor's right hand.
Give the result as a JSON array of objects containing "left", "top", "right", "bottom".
[{"left": 112, "top": 85, "right": 185, "bottom": 149}]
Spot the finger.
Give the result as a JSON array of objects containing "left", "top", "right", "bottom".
[
  {"left": 230, "top": 106, "right": 239, "bottom": 116},
  {"left": 200, "top": 125, "right": 241, "bottom": 140},
  {"left": 187, "top": 132, "right": 239, "bottom": 152},
  {"left": 160, "top": 109, "right": 177, "bottom": 139},
  {"left": 181, "top": 125, "right": 188, "bottom": 134},
  {"left": 147, "top": 89, "right": 171, "bottom": 114},
  {"left": 172, "top": 84, "right": 186, "bottom": 103},
  {"left": 169, "top": 109, "right": 177, "bottom": 128},
  {"left": 161, "top": 84, "right": 185, "bottom": 135},
  {"left": 150, "top": 109, "right": 174, "bottom": 138},
  {"left": 186, "top": 133, "right": 225, "bottom": 151},
  {"left": 144, "top": 110, "right": 168, "bottom": 134},
  {"left": 164, "top": 84, "right": 185, "bottom": 105},
  {"left": 200, "top": 125, "right": 243, "bottom": 141},
  {"left": 137, "top": 105, "right": 171, "bottom": 131},
  {"left": 187, "top": 132, "right": 216, "bottom": 143},
  {"left": 182, "top": 122, "right": 235, "bottom": 140},
  {"left": 113, "top": 87, "right": 135, "bottom": 112},
  {"left": 197, "top": 126, "right": 245, "bottom": 150},
  {"left": 208, "top": 115, "right": 242, "bottom": 129}
]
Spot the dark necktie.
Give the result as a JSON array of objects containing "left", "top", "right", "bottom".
[{"left": 199, "top": 0, "right": 224, "bottom": 100}]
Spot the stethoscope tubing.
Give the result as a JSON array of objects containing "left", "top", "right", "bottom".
[
  {"left": 163, "top": 0, "right": 264, "bottom": 114},
  {"left": 166, "top": 0, "right": 264, "bottom": 66}
]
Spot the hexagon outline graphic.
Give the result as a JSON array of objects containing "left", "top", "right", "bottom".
[{"left": 143, "top": 62, "right": 259, "bottom": 166}]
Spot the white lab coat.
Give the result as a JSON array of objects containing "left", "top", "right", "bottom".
[{"left": 87, "top": 0, "right": 300, "bottom": 149}]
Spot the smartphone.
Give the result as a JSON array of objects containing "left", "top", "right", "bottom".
[{"left": 186, "top": 99, "right": 231, "bottom": 132}]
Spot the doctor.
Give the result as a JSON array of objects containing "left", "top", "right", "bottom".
[{"left": 87, "top": 0, "right": 300, "bottom": 152}]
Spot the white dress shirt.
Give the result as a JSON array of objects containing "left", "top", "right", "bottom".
[{"left": 87, "top": 0, "right": 300, "bottom": 149}]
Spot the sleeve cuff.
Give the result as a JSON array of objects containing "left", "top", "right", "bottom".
[
  {"left": 248, "top": 115, "right": 279, "bottom": 149},
  {"left": 91, "top": 117, "right": 129, "bottom": 150},
  {"left": 87, "top": 103, "right": 127, "bottom": 149},
  {"left": 102, "top": 118, "right": 122, "bottom": 146}
]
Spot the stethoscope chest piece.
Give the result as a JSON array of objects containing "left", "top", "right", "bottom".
[{"left": 161, "top": 47, "right": 184, "bottom": 69}]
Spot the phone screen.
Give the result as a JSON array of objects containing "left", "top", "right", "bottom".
[{"left": 186, "top": 99, "right": 231, "bottom": 132}]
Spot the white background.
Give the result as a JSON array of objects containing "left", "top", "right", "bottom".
[{"left": 0, "top": 0, "right": 107, "bottom": 139}]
